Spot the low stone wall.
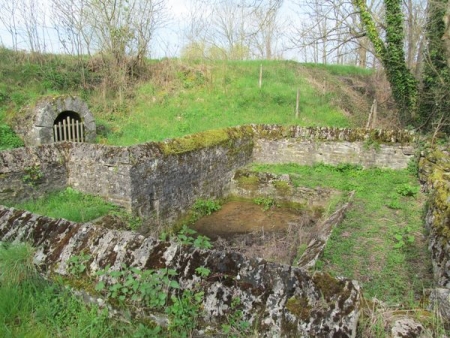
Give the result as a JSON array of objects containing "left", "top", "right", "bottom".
[
  {"left": 230, "top": 169, "right": 339, "bottom": 208},
  {"left": 0, "top": 125, "right": 417, "bottom": 229},
  {"left": 0, "top": 205, "right": 361, "bottom": 337},
  {"left": 67, "top": 143, "right": 134, "bottom": 209},
  {"left": 419, "top": 147, "right": 450, "bottom": 287},
  {"left": 419, "top": 146, "right": 450, "bottom": 321},
  {"left": 127, "top": 132, "right": 254, "bottom": 227},
  {"left": 0, "top": 143, "right": 71, "bottom": 203},
  {"left": 66, "top": 128, "right": 255, "bottom": 227},
  {"left": 252, "top": 125, "right": 416, "bottom": 169}
]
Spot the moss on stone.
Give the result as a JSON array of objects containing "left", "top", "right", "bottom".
[
  {"left": 159, "top": 126, "right": 254, "bottom": 155},
  {"left": 252, "top": 125, "right": 416, "bottom": 143},
  {"left": 236, "top": 175, "right": 260, "bottom": 190},
  {"left": 312, "top": 272, "right": 350, "bottom": 302},
  {"left": 422, "top": 148, "right": 450, "bottom": 240},
  {"left": 273, "top": 180, "right": 292, "bottom": 195},
  {"left": 286, "top": 296, "right": 312, "bottom": 321}
]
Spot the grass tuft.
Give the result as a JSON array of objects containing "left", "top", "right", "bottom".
[
  {"left": 0, "top": 242, "right": 36, "bottom": 286},
  {"left": 4, "top": 187, "right": 119, "bottom": 223}
]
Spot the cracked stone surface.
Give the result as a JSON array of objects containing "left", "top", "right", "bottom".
[{"left": 0, "top": 205, "right": 361, "bottom": 337}]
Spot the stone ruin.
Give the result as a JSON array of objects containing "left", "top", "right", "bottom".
[
  {"left": 12, "top": 95, "right": 96, "bottom": 147},
  {"left": 0, "top": 125, "right": 449, "bottom": 336}
]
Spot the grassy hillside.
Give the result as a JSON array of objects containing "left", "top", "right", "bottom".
[{"left": 0, "top": 48, "right": 376, "bottom": 148}]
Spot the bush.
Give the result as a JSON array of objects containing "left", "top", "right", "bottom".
[
  {"left": 0, "top": 124, "right": 24, "bottom": 150},
  {"left": 396, "top": 184, "right": 419, "bottom": 197},
  {"left": 192, "top": 199, "right": 221, "bottom": 216}
]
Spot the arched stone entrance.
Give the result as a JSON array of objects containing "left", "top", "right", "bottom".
[
  {"left": 14, "top": 96, "right": 96, "bottom": 146},
  {"left": 53, "top": 110, "right": 85, "bottom": 143}
]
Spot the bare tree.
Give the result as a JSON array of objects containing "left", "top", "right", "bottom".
[
  {"left": 404, "top": 0, "right": 427, "bottom": 72},
  {"left": 290, "top": 0, "right": 366, "bottom": 64},
  {"left": 0, "top": 0, "right": 21, "bottom": 50},
  {"left": 249, "top": 0, "right": 284, "bottom": 59},
  {"left": 181, "top": 0, "right": 214, "bottom": 59},
  {"left": 22, "top": 0, "right": 47, "bottom": 52}
]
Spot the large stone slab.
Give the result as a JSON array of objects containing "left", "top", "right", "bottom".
[{"left": 0, "top": 205, "right": 361, "bottom": 337}]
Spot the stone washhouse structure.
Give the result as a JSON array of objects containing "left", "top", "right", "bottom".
[
  {"left": 12, "top": 95, "right": 96, "bottom": 147},
  {"left": 1, "top": 125, "right": 449, "bottom": 337}
]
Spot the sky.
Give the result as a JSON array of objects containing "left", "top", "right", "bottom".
[{"left": 0, "top": 0, "right": 300, "bottom": 60}]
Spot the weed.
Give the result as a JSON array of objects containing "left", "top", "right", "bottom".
[
  {"left": 0, "top": 124, "right": 23, "bottom": 150},
  {"left": 22, "top": 165, "right": 44, "bottom": 185},
  {"left": 393, "top": 226, "right": 415, "bottom": 249},
  {"left": 386, "top": 195, "right": 403, "bottom": 210},
  {"left": 95, "top": 264, "right": 180, "bottom": 308},
  {"left": 396, "top": 184, "right": 419, "bottom": 197},
  {"left": 253, "top": 197, "right": 277, "bottom": 211},
  {"left": 109, "top": 209, "right": 142, "bottom": 231},
  {"left": 166, "top": 290, "right": 205, "bottom": 336},
  {"left": 193, "top": 198, "right": 221, "bottom": 216},
  {"left": 0, "top": 242, "right": 36, "bottom": 286},
  {"left": 67, "top": 252, "right": 91, "bottom": 277},
  {"left": 363, "top": 138, "right": 381, "bottom": 151},
  {"left": 407, "top": 157, "right": 419, "bottom": 177},
  {"left": 173, "top": 224, "right": 213, "bottom": 249},
  {"left": 193, "top": 235, "right": 213, "bottom": 249},
  {"left": 195, "top": 266, "right": 211, "bottom": 278},
  {"left": 221, "top": 297, "right": 251, "bottom": 337},
  {"left": 175, "top": 224, "right": 197, "bottom": 245}
]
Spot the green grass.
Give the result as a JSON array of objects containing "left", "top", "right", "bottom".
[
  {"left": 0, "top": 50, "right": 373, "bottom": 148},
  {"left": 302, "top": 62, "right": 374, "bottom": 76},
  {"left": 0, "top": 243, "right": 160, "bottom": 337},
  {"left": 251, "top": 163, "right": 432, "bottom": 305},
  {"left": 0, "top": 123, "right": 24, "bottom": 150},
  {"left": 102, "top": 60, "right": 351, "bottom": 145},
  {"left": 3, "top": 188, "right": 119, "bottom": 223}
]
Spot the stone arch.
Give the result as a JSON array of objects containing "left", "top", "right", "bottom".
[{"left": 14, "top": 96, "right": 96, "bottom": 146}]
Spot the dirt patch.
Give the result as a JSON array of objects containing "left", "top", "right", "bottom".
[{"left": 191, "top": 200, "right": 322, "bottom": 265}]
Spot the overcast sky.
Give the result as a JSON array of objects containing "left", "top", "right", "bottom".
[{"left": 0, "top": 0, "right": 301, "bottom": 59}]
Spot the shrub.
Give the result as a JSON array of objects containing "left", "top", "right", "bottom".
[
  {"left": 0, "top": 124, "right": 24, "bottom": 150},
  {"left": 193, "top": 198, "right": 221, "bottom": 216}
]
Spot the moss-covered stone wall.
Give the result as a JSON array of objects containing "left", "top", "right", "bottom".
[
  {"left": 252, "top": 125, "right": 416, "bottom": 169},
  {"left": 0, "top": 143, "right": 71, "bottom": 204},
  {"left": 127, "top": 128, "right": 254, "bottom": 227},
  {"left": 419, "top": 146, "right": 450, "bottom": 287},
  {"left": 1, "top": 125, "right": 418, "bottom": 229}
]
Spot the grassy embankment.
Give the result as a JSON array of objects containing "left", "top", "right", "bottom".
[{"left": 0, "top": 47, "right": 373, "bottom": 149}]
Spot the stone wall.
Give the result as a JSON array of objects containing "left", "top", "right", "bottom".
[
  {"left": 1, "top": 125, "right": 417, "bottom": 229},
  {"left": 252, "top": 125, "right": 416, "bottom": 169},
  {"left": 0, "top": 205, "right": 361, "bottom": 337},
  {"left": 67, "top": 143, "right": 134, "bottom": 209},
  {"left": 65, "top": 128, "right": 255, "bottom": 227},
  {"left": 128, "top": 134, "right": 254, "bottom": 227},
  {"left": 0, "top": 143, "right": 71, "bottom": 203},
  {"left": 419, "top": 146, "right": 450, "bottom": 287}
]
